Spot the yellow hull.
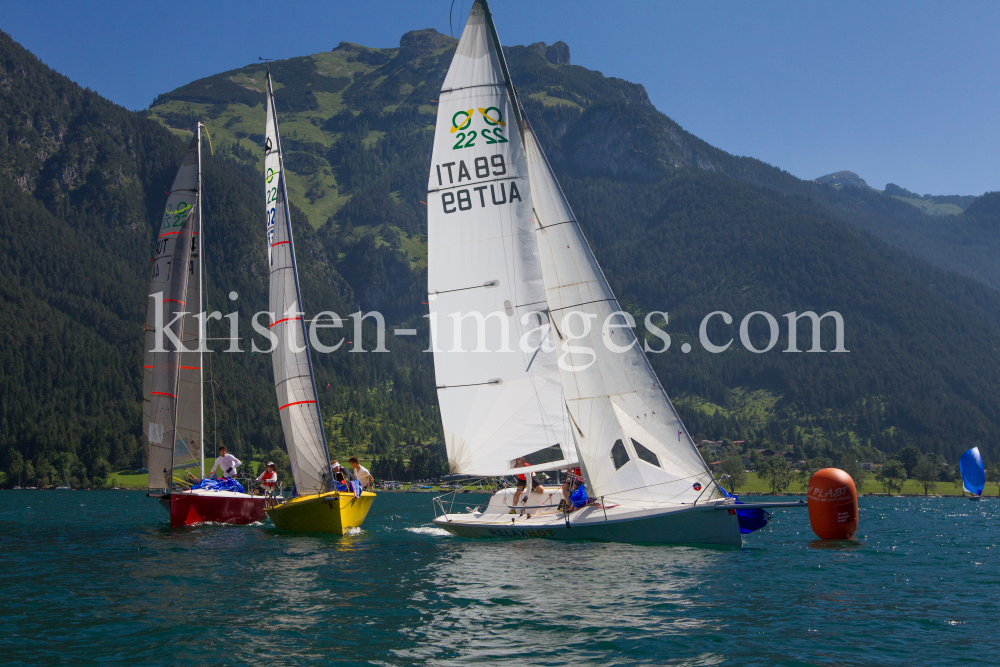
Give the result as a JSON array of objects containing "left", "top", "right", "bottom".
[{"left": 265, "top": 490, "right": 375, "bottom": 534}]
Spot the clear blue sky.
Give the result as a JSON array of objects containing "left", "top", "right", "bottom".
[{"left": 4, "top": 0, "right": 998, "bottom": 195}]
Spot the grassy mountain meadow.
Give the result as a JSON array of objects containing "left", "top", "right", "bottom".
[{"left": 2, "top": 27, "right": 1000, "bottom": 486}]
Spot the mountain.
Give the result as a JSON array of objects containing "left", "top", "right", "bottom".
[
  {"left": 814, "top": 171, "right": 875, "bottom": 190},
  {"left": 3, "top": 26, "right": 1000, "bottom": 487},
  {"left": 0, "top": 29, "right": 441, "bottom": 487},
  {"left": 134, "top": 31, "right": 1000, "bottom": 461}
]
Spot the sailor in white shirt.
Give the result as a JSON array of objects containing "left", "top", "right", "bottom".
[
  {"left": 349, "top": 456, "right": 373, "bottom": 489},
  {"left": 208, "top": 445, "right": 241, "bottom": 479}
]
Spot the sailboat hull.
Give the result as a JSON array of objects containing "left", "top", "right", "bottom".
[
  {"left": 265, "top": 490, "right": 376, "bottom": 534},
  {"left": 158, "top": 490, "right": 266, "bottom": 527},
  {"left": 432, "top": 489, "right": 742, "bottom": 546}
]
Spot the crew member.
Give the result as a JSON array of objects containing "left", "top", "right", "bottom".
[
  {"left": 331, "top": 460, "right": 349, "bottom": 492},
  {"left": 562, "top": 466, "right": 583, "bottom": 509},
  {"left": 256, "top": 461, "right": 278, "bottom": 495},
  {"left": 208, "top": 445, "right": 241, "bottom": 479},
  {"left": 511, "top": 456, "right": 544, "bottom": 509},
  {"left": 349, "top": 457, "right": 373, "bottom": 490}
]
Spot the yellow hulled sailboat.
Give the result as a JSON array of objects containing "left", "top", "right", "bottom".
[{"left": 261, "top": 71, "right": 374, "bottom": 533}]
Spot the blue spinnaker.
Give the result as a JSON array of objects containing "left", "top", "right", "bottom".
[
  {"left": 721, "top": 488, "right": 772, "bottom": 534},
  {"left": 188, "top": 477, "right": 246, "bottom": 494},
  {"left": 570, "top": 484, "right": 589, "bottom": 508},
  {"left": 959, "top": 447, "right": 986, "bottom": 496}
]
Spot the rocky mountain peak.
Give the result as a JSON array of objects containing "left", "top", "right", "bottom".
[
  {"left": 527, "top": 40, "right": 571, "bottom": 65},
  {"left": 398, "top": 29, "right": 455, "bottom": 60},
  {"left": 813, "top": 171, "right": 873, "bottom": 189}
]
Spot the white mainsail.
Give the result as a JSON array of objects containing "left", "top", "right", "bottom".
[
  {"left": 427, "top": 0, "right": 574, "bottom": 477},
  {"left": 524, "top": 125, "right": 722, "bottom": 505},
  {"left": 143, "top": 132, "right": 203, "bottom": 489},
  {"left": 266, "top": 73, "right": 332, "bottom": 495}
]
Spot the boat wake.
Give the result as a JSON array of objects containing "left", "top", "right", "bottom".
[
  {"left": 344, "top": 527, "right": 364, "bottom": 536},
  {"left": 405, "top": 526, "right": 453, "bottom": 537}
]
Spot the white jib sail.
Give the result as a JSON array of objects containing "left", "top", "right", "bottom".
[
  {"left": 427, "top": 0, "right": 574, "bottom": 477},
  {"left": 143, "top": 132, "right": 202, "bottom": 489},
  {"left": 524, "top": 125, "right": 722, "bottom": 506},
  {"left": 266, "top": 73, "right": 331, "bottom": 495}
]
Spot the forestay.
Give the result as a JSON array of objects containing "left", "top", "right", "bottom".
[
  {"left": 427, "top": 0, "right": 574, "bottom": 477},
  {"left": 266, "top": 73, "right": 332, "bottom": 495},
  {"left": 143, "top": 134, "right": 202, "bottom": 489},
  {"left": 524, "top": 125, "right": 722, "bottom": 506}
]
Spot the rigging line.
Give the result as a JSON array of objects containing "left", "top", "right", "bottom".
[
  {"left": 209, "top": 355, "right": 218, "bottom": 456},
  {"left": 234, "top": 376, "right": 244, "bottom": 455},
  {"left": 546, "top": 297, "right": 618, "bottom": 313},
  {"left": 597, "top": 469, "right": 715, "bottom": 501},
  {"left": 426, "top": 175, "right": 517, "bottom": 194},
  {"left": 449, "top": 0, "right": 456, "bottom": 38}
]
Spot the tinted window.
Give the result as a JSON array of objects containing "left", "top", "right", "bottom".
[
  {"left": 611, "top": 439, "right": 630, "bottom": 470},
  {"left": 631, "top": 439, "right": 661, "bottom": 468}
]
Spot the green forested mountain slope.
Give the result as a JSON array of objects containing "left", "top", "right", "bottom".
[
  {"left": 0, "top": 30, "right": 439, "bottom": 487},
  {"left": 142, "top": 29, "right": 1000, "bottom": 462},
  {"left": 2, "top": 27, "right": 1000, "bottom": 487}
]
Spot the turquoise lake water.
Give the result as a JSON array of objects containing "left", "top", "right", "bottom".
[{"left": 1, "top": 490, "right": 997, "bottom": 666}]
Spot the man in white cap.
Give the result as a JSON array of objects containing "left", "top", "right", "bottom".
[
  {"left": 330, "top": 460, "right": 350, "bottom": 491},
  {"left": 255, "top": 461, "right": 278, "bottom": 495}
]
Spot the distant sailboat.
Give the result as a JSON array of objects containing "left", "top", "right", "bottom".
[
  {"left": 428, "top": 1, "right": 796, "bottom": 546},
  {"left": 261, "top": 72, "right": 376, "bottom": 533},
  {"left": 144, "top": 125, "right": 265, "bottom": 527},
  {"left": 960, "top": 447, "right": 986, "bottom": 501}
]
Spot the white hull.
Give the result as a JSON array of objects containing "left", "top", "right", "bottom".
[{"left": 432, "top": 488, "right": 742, "bottom": 547}]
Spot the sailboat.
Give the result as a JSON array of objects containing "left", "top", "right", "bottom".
[
  {"left": 144, "top": 125, "right": 266, "bottom": 527},
  {"left": 428, "top": 1, "right": 793, "bottom": 546},
  {"left": 960, "top": 446, "right": 986, "bottom": 501},
  {"left": 261, "top": 73, "right": 376, "bottom": 534}
]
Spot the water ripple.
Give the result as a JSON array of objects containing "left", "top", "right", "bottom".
[{"left": 0, "top": 491, "right": 997, "bottom": 665}]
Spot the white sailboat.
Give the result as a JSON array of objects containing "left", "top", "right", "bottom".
[
  {"left": 144, "top": 125, "right": 265, "bottom": 527},
  {"left": 261, "top": 72, "right": 375, "bottom": 533},
  {"left": 429, "top": 1, "right": 784, "bottom": 546}
]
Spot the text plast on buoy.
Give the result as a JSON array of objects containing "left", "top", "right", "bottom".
[{"left": 807, "top": 468, "right": 859, "bottom": 540}]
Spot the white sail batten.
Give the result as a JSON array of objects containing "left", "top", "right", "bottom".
[
  {"left": 266, "top": 74, "right": 331, "bottom": 495},
  {"left": 428, "top": 0, "right": 574, "bottom": 477},
  {"left": 143, "top": 135, "right": 201, "bottom": 489},
  {"left": 524, "top": 126, "right": 722, "bottom": 505}
]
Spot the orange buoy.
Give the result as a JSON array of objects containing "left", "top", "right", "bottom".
[{"left": 807, "top": 468, "right": 859, "bottom": 540}]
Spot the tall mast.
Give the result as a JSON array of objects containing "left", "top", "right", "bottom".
[
  {"left": 266, "top": 71, "right": 332, "bottom": 485},
  {"left": 196, "top": 122, "right": 205, "bottom": 476}
]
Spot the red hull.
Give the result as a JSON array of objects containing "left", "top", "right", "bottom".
[{"left": 159, "top": 491, "right": 266, "bottom": 527}]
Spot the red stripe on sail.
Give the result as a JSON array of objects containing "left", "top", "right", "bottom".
[
  {"left": 279, "top": 400, "right": 316, "bottom": 411},
  {"left": 272, "top": 241, "right": 290, "bottom": 247},
  {"left": 144, "top": 365, "right": 153, "bottom": 369},
  {"left": 270, "top": 317, "right": 302, "bottom": 328},
  {"left": 164, "top": 299, "right": 185, "bottom": 304},
  {"left": 158, "top": 231, "right": 181, "bottom": 238},
  {"left": 179, "top": 366, "right": 199, "bottom": 370},
  {"left": 151, "top": 391, "right": 178, "bottom": 398}
]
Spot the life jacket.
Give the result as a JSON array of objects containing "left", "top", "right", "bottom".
[{"left": 260, "top": 471, "right": 277, "bottom": 487}]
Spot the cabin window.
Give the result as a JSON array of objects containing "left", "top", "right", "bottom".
[
  {"left": 508, "top": 444, "right": 563, "bottom": 470},
  {"left": 631, "top": 439, "right": 661, "bottom": 468},
  {"left": 610, "top": 439, "right": 630, "bottom": 470}
]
